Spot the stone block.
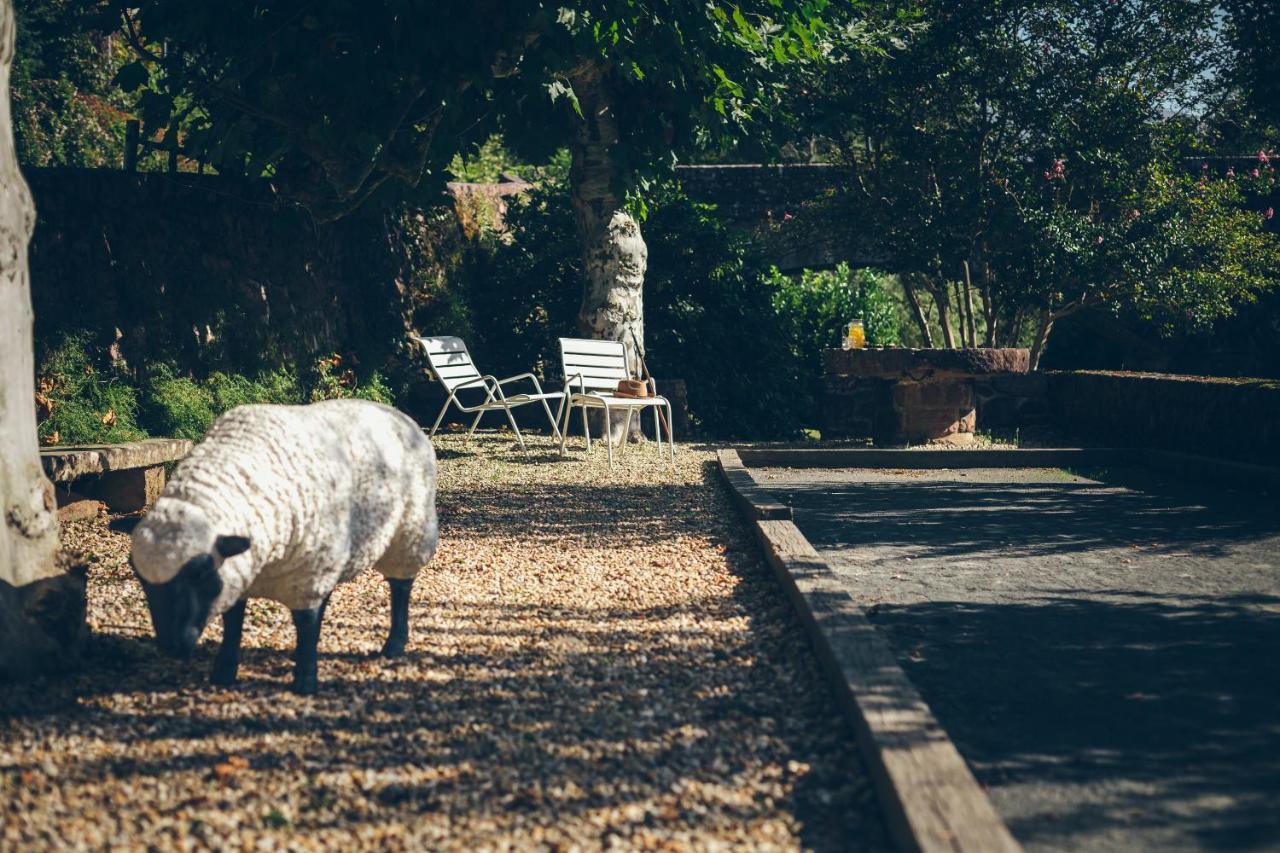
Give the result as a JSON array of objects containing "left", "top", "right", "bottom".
[
  {"left": 56, "top": 488, "right": 104, "bottom": 523},
  {"left": 989, "top": 371, "right": 1048, "bottom": 398},
  {"left": 90, "top": 465, "right": 166, "bottom": 513},
  {"left": 892, "top": 380, "right": 974, "bottom": 410},
  {"left": 823, "top": 377, "right": 893, "bottom": 440}
]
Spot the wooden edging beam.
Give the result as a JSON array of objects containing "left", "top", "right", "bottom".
[
  {"left": 717, "top": 452, "right": 1021, "bottom": 853},
  {"left": 737, "top": 447, "right": 1126, "bottom": 470},
  {"left": 715, "top": 449, "right": 792, "bottom": 520},
  {"left": 1142, "top": 449, "right": 1280, "bottom": 493}
]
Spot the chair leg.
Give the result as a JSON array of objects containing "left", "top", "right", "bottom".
[
  {"left": 468, "top": 409, "right": 485, "bottom": 439},
  {"left": 582, "top": 405, "right": 592, "bottom": 452},
  {"left": 540, "top": 396, "right": 562, "bottom": 442},
  {"left": 559, "top": 403, "right": 572, "bottom": 457},
  {"left": 654, "top": 404, "right": 662, "bottom": 457},
  {"left": 664, "top": 400, "right": 676, "bottom": 461},
  {"left": 429, "top": 396, "right": 453, "bottom": 436},
  {"left": 502, "top": 405, "right": 528, "bottom": 454},
  {"left": 604, "top": 405, "right": 614, "bottom": 469}
]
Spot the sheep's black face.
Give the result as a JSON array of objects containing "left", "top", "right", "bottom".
[{"left": 137, "top": 555, "right": 223, "bottom": 659}]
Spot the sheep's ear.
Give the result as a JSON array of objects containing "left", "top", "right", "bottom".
[
  {"left": 108, "top": 516, "right": 143, "bottom": 535},
  {"left": 214, "top": 535, "right": 251, "bottom": 559}
]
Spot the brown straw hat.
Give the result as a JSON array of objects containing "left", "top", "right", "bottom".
[{"left": 614, "top": 378, "right": 650, "bottom": 398}]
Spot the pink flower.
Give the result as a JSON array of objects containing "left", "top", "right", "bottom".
[
  {"left": 1259, "top": 149, "right": 1271, "bottom": 164},
  {"left": 782, "top": 212, "right": 794, "bottom": 221},
  {"left": 1095, "top": 235, "right": 1104, "bottom": 244},
  {"left": 1251, "top": 169, "right": 1261, "bottom": 178},
  {"left": 1266, "top": 207, "right": 1275, "bottom": 220},
  {"left": 1226, "top": 166, "right": 1235, "bottom": 178}
]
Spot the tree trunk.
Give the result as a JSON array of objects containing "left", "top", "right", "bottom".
[
  {"left": 1028, "top": 307, "right": 1054, "bottom": 370},
  {"left": 901, "top": 274, "right": 934, "bottom": 348},
  {"left": 568, "top": 64, "right": 646, "bottom": 444},
  {"left": 962, "top": 261, "right": 978, "bottom": 348},
  {"left": 928, "top": 279, "right": 958, "bottom": 349},
  {"left": 0, "top": 0, "right": 85, "bottom": 681}
]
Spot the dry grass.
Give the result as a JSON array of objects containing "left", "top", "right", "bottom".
[{"left": 1, "top": 432, "right": 888, "bottom": 851}]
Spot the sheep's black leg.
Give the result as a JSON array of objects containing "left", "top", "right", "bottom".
[
  {"left": 211, "top": 600, "right": 247, "bottom": 686},
  {"left": 381, "top": 577, "right": 414, "bottom": 658},
  {"left": 290, "top": 602, "right": 326, "bottom": 695}
]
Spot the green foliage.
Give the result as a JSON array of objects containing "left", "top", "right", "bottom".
[
  {"left": 114, "top": 1, "right": 866, "bottom": 219},
  {"left": 796, "top": 0, "right": 1280, "bottom": 361},
  {"left": 644, "top": 187, "right": 806, "bottom": 438},
  {"left": 770, "top": 263, "right": 901, "bottom": 353},
  {"left": 447, "top": 135, "right": 571, "bottom": 186},
  {"left": 142, "top": 370, "right": 216, "bottom": 441},
  {"left": 13, "top": 1, "right": 131, "bottom": 168},
  {"left": 767, "top": 263, "right": 901, "bottom": 428},
  {"left": 307, "top": 356, "right": 394, "bottom": 405},
  {"left": 35, "top": 332, "right": 147, "bottom": 445},
  {"left": 143, "top": 365, "right": 308, "bottom": 440},
  {"left": 36, "top": 332, "right": 316, "bottom": 443}
]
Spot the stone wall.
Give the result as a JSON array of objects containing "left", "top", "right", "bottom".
[
  {"left": 26, "top": 168, "right": 472, "bottom": 388},
  {"left": 825, "top": 364, "right": 1280, "bottom": 466},
  {"left": 1046, "top": 371, "right": 1280, "bottom": 466}
]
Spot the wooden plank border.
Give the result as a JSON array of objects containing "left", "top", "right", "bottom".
[
  {"left": 715, "top": 449, "right": 792, "bottom": 520},
  {"left": 1142, "top": 449, "right": 1280, "bottom": 493},
  {"left": 737, "top": 447, "right": 1127, "bottom": 470},
  {"left": 717, "top": 453, "right": 1021, "bottom": 852}
]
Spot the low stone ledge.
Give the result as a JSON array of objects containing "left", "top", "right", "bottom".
[
  {"left": 41, "top": 438, "right": 193, "bottom": 483},
  {"left": 1046, "top": 371, "right": 1280, "bottom": 467},
  {"left": 825, "top": 347, "right": 1030, "bottom": 379},
  {"left": 42, "top": 438, "right": 192, "bottom": 513}
]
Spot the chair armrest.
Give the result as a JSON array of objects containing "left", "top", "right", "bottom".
[
  {"left": 496, "top": 372, "right": 546, "bottom": 395},
  {"left": 451, "top": 375, "right": 494, "bottom": 393}
]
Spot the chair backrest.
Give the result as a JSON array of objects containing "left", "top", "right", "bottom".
[
  {"left": 559, "top": 337, "right": 629, "bottom": 393},
  {"left": 415, "top": 336, "right": 484, "bottom": 391}
]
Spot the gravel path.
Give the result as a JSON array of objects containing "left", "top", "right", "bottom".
[
  {"left": 760, "top": 465, "right": 1280, "bottom": 852},
  {"left": 1, "top": 435, "right": 888, "bottom": 851}
]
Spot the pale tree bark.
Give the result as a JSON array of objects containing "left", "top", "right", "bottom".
[
  {"left": 1028, "top": 307, "right": 1054, "bottom": 371},
  {"left": 568, "top": 64, "right": 646, "bottom": 444},
  {"left": 961, "top": 261, "right": 978, "bottom": 348},
  {"left": 0, "top": 0, "right": 85, "bottom": 680},
  {"left": 924, "top": 276, "right": 958, "bottom": 349},
  {"left": 900, "top": 273, "right": 934, "bottom": 348}
]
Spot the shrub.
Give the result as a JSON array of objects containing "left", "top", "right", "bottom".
[
  {"left": 36, "top": 331, "right": 147, "bottom": 445},
  {"left": 769, "top": 264, "right": 902, "bottom": 427},
  {"left": 142, "top": 369, "right": 217, "bottom": 441},
  {"left": 307, "top": 355, "right": 395, "bottom": 405},
  {"left": 644, "top": 187, "right": 806, "bottom": 438}
]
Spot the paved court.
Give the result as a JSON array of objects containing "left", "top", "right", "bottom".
[{"left": 758, "top": 466, "right": 1280, "bottom": 852}]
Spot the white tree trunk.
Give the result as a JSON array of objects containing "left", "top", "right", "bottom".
[
  {"left": 569, "top": 65, "right": 646, "bottom": 444},
  {"left": 0, "top": 0, "right": 83, "bottom": 680}
]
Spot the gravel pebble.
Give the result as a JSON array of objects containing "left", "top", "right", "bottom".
[{"left": 1, "top": 433, "right": 889, "bottom": 851}]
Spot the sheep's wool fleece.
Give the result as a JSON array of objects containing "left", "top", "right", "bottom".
[{"left": 131, "top": 400, "right": 438, "bottom": 613}]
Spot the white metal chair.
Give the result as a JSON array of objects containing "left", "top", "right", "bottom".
[
  {"left": 413, "top": 335, "right": 564, "bottom": 452},
  {"left": 558, "top": 337, "right": 675, "bottom": 468}
]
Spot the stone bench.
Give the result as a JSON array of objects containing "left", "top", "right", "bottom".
[{"left": 41, "top": 438, "right": 192, "bottom": 520}]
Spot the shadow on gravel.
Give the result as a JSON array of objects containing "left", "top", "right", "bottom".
[
  {"left": 869, "top": 592, "right": 1280, "bottom": 850},
  {"left": 0, "top": 459, "right": 890, "bottom": 851}
]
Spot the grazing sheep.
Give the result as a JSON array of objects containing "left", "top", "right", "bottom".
[{"left": 115, "top": 399, "right": 438, "bottom": 694}]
